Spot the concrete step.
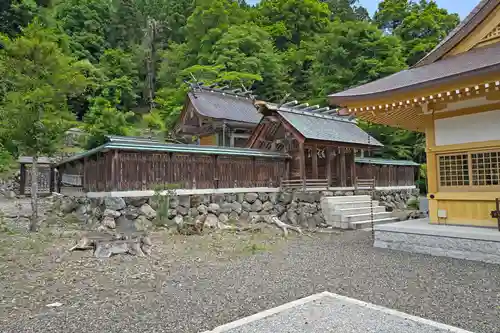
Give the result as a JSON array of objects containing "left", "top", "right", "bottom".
[
  {"left": 333, "top": 206, "right": 386, "bottom": 216},
  {"left": 321, "top": 195, "right": 371, "bottom": 203},
  {"left": 322, "top": 200, "right": 380, "bottom": 210},
  {"left": 341, "top": 211, "right": 393, "bottom": 223},
  {"left": 342, "top": 217, "right": 399, "bottom": 230}
]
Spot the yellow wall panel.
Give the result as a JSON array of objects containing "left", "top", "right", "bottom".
[
  {"left": 429, "top": 198, "right": 498, "bottom": 227},
  {"left": 199, "top": 134, "right": 216, "bottom": 146}
]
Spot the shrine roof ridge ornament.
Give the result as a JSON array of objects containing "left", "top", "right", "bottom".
[
  {"left": 257, "top": 99, "right": 355, "bottom": 124},
  {"left": 188, "top": 81, "right": 255, "bottom": 100}
]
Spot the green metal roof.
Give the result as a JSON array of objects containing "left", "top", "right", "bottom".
[
  {"left": 57, "top": 137, "right": 288, "bottom": 166},
  {"left": 355, "top": 157, "right": 419, "bottom": 166}
]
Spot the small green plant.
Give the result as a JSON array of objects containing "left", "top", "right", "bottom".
[
  {"left": 407, "top": 197, "right": 420, "bottom": 210},
  {"left": 152, "top": 183, "right": 180, "bottom": 226}
]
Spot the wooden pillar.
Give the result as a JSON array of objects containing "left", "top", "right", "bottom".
[
  {"left": 252, "top": 157, "right": 257, "bottom": 187},
  {"left": 229, "top": 130, "right": 235, "bottom": 147},
  {"left": 299, "top": 142, "right": 306, "bottom": 190},
  {"left": 340, "top": 148, "right": 346, "bottom": 187},
  {"left": 19, "top": 163, "right": 26, "bottom": 195},
  {"left": 82, "top": 157, "right": 88, "bottom": 191},
  {"left": 49, "top": 165, "right": 55, "bottom": 193},
  {"left": 111, "top": 150, "right": 118, "bottom": 191},
  {"left": 213, "top": 155, "right": 219, "bottom": 188},
  {"left": 350, "top": 152, "right": 356, "bottom": 188},
  {"left": 311, "top": 145, "right": 318, "bottom": 179},
  {"left": 326, "top": 147, "right": 332, "bottom": 187},
  {"left": 57, "top": 166, "right": 62, "bottom": 193}
]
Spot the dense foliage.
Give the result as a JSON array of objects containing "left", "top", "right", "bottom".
[{"left": 0, "top": 0, "right": 460, "bottom": 163}]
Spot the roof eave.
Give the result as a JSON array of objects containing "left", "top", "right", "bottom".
[
  {"left": 415, "top": 0, "right": 495, "bottom": 67},
  {"left": 328, "top": 63, "right": 500, "bottom": 107}
]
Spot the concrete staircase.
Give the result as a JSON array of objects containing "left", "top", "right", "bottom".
[{"left": 320, "top": 195, "right": 398, "bottom": 230}]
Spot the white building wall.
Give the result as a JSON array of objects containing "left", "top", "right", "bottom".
[{"left": 434, "top": 109, "right": 500, "bottom": 146}]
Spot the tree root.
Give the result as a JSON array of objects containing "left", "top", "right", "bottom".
[{"left": 250, "top": 214, "right": 302, "bottom": 237}]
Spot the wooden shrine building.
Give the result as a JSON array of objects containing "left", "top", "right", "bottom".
[
  {"left": 174, "top": 84, "right": 261, "bottom": 147},
  {"left": 329, "top": 0, "right": 500, "bottom": 227},
  {"left": 248, "top": 101, "right": 385, "bottom": 188}
]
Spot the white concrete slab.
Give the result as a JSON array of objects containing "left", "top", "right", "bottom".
[
  {"left": 202, "top": 292, "right": 473, "bottom": 333},
  {"left": 375, "top": 218, "right": 500, "bottom": 242}
]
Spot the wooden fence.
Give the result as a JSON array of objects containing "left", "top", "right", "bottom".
[{"left": 60, "top": 150, "right": 287, "bottom": 192}]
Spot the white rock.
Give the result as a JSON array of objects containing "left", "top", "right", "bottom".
[
  {"left": 208, "top": 203, "right": 220, "bottom": 214},
  {"left": 174, "top": 215, "right": 184, "bottom": 226},
  {"left": 204, "top": 213, "right": 219, "bottom": 228},
  {"left": 46, "top": 302, "right": 63, "bottom": 307},
  {"left": 219, "top": 213, "right": 229, "bottom": 224},
  {"left": 140, "top": 204, "right": 157, "bottom": 220},
  {"left": 103, "top": 209, "right": 121, "bottom": 218},
  {"left": 102, "top": 216, "right": 116, "bottom": 229}
]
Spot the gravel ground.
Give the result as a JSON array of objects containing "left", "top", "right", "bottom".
[{"left": 1, "top": 226, "right": 500, "bottom": 333}]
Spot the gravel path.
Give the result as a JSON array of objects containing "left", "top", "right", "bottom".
[{"left": 1, "top": 229, "right": 499, "bottom": 333}]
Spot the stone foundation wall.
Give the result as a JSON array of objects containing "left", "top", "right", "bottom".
[
  {"left": 374, "top": 230, "right": 500, "bottom": 264},
  {"left": 54, "top": 188, "right": 420, "bottom": 232}
]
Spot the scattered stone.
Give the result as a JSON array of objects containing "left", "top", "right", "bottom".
[
  {"left": 189, "top": 207, "right": 199, "bottom": 217},
  {"left": 242, "top": 201, "right": 252, "bottom": 212},
  {"left": 258, "top": 192, "right": 269, "bottom": 202},
  {"left": 219, "top": 203, "right": 233, "bottom": 214},
  {"left": 197, "top": 204, "right": 208, "bottom": 215},
  {"left": 121, "top": 207, "right": 139, "bottom": 220},
  {"left": 104, "top": 197, "right": 126, "bottom": 211},
  {"left": 279, "top": 192, "right": 293, "bottom": 205},
  {"left": 60, "top": 197, "right": 78, "bottom": 214},
  {"left": 125, "top": 197, "right": 148, "bottom": 207},
  {"left": 245, "top": 193, "right": 258, "bottom": 204},
  {"left": 204, "top": 214, "right": 219, "bottom": 228},
  {"left": 225, "top": 193, "right": 237, "bottom": 203},
  {"left": 208, "top": 203, "right": 220, "bottom": 214},
  {"left": 102, "top": 216, "right": 116, "bottom": 229},
  {"left": 212, "top": 194, "right": 225, "bottom": 204},
  {"left": 174, "top": 215, "right": 184, "bottom": 226},
  {"left": 103, "top": 209, "right": 121, "bottom": 218},
  {"left": 262, "top": 201, "right": 274, "bottom": 212},
  {"left": 176, "top": 205, "right": 189, "bottom": 216},
  {"left": 140, "top": 204, "right": 157, "bottom": 220},
  {"left": 134, "top": 216, "right": 152, "bottom": 231},
  {"left": 219, "top": 213, "right": 229, "bottom": 224},
  {"left": 228, "top": 211, "right": 239, "bottom": 221},
  {"left": 231, "top": 201, "right": 242, "bottom": 214},
  {"left": 251, "top": 199, "right": 263, "bottom": 212},
  {"left": 178, "top": 195, "right": 190, "bottom": 208},
  {"left": 115, "top": 216, "right": 136, "bottom": 232}
]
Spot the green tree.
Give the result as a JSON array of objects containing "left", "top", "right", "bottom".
[
  {"left": 375, "top": 0, "right": 459, "bottom": 65},
  {"left": 54, "top": 0, "right": 112, "bottom": 62},
  {"left": 322, "top": 0, "right": 370, "bottom": 22},
  {"left": 307, "top": 20, "right": 406, "bottom": 104},
  {"left": 258, "top": 0, "right": 330, "bottom": 50},
  {"left": 0, "top": 22, "right": 89, "bottom": 230},
  {"left": 82, "top": 96, "right": 136, "bottom": 149}
]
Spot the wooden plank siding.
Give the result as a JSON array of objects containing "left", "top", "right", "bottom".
[
  {"left": 70, "top": 149, "right": 286, "bottom": 191},
  {"left": 59, "top": 148, "right": 417, "bottom": 192}
]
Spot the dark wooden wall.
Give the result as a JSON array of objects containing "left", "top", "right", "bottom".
[
  {"left": 61, "top": 150, "right": 286, "bottom": 192},
  {"left": 355, "top": 164, "right": 416, "bottom": 187}
]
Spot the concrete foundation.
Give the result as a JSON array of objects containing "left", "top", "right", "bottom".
[{"left": 374, "top": 219, "right": 500, "bottom": 264}]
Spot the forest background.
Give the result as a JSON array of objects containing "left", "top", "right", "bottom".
[{"left": 0, "top": 0, "right": 461, "bottom": 188}]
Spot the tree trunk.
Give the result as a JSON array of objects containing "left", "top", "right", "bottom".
[{"left": 29, "top": 157, "right": 39, "bottom": 232}]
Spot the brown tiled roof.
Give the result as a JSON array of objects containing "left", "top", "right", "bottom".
[
  {"left": 416, "top": 0, "right": 496, "bottom": 67},
  {"left": 329, "top": 42, "right": 500, "bottom": 103},
  {"left": 188, "top": 90, "right": 261, "bottom": 124}
]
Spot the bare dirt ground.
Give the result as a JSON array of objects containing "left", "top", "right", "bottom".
[{"left": 1, "top": 201, "right": 500, "bottom": 333}]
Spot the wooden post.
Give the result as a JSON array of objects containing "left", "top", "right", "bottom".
[
  {"left": 326, "top": 147, "right": 332, "bottom": 187},
  {"left": 19, "top": 163, "right": 26, "bottom": 195},
  {"left": 340, "top": 148, "right": 346, "bottom": 187},
  {"left": 312, "top": 145, "right": 318, "bottom": 180},
  {"left": 83, "top": 157, "right": 88, "bottom": 191},
  {"left": 299, "top": 142, "right": 306, "bottom": 190},
  {"left": 285, "top": 158, "right": 291, "bottom": 182},
  {"left": 350, "top": 151, "right": 356, "bottom": 188},
  {"left": 111, "top": 150, "right": 118, "bottom": 191},
  {"left": 49, "top": 165, "right": 55, "bottom": 193},
  {"left": 252, "top": 157, "right": 257, "bottom": 187},
  {"left": 213, "top": 155, "right": 219, "bottom": 188}
]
